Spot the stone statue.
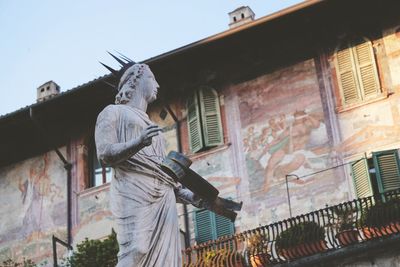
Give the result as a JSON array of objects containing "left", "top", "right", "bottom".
[{"left": 95, "top": 63, "right": 195, "bottom": 267}]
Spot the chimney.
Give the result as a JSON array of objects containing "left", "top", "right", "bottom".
[
  {"left": 228, "top": 6, "right": 255, "bottom": 29},
  {"left": 37, "top": 81, "right": 60, "bottom": 102}
]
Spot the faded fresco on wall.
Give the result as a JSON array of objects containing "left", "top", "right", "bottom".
[
  {"left": 337, "top": 97, "right": 400, "bottom": 157},
  {"left": 331, "top": 30, "right": 400, "bottom": 158},
  {"left": 188, "top": 148, "right": 242, "bottom": 240},
  {"left": 0, "top": 149, "right": 67, "bottom": 264},
  {"left": 191, "top": 148, "right": 240, "bottom": 198},
  {"left": 243, "top": 111, "right": 329, "bottom": 193},
  {"left": 236, "top": 60, "right": 349, "bottom": 225},
  {"left": 73, "top": 186, "right": 114, "bottom": 245},
  {"left": 383, "top": 25, "right": 400, "bottom": 87}
]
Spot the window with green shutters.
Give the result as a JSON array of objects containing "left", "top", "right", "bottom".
[
  {"left": 187, "top": 86, "right": 224, "bottom": 153},
  {"left": 373, "top": 150, "right": 400, "bottom": 193},
  {"left": 194, "top": 209, "right": 234, "bottom": 244},
  {"left": 335, "top": 37, "right": 381, "bottom": 106},
  {"left": 351, "top": 150, "right": 400, "bottom": 198}
]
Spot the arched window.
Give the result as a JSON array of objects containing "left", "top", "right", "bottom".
[
  {"left": 186, "top": 86, "right": 224, "bottom": 153},
  {"left": 335, "top": 37, "right": 380, "bottom": 105}
]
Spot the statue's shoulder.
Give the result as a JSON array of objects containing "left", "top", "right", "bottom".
[
  {"left": 98, "top": 104, "right": 122, "bottom": 116},
  {"left": 96, "top": 104, "right": 122, "bottom": 123}
]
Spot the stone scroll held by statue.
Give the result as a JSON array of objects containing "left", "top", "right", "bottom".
[
  {"left": 161, "top": 151, "right": 242, "bottom": 221},
  {"left": 95, "top": 53, "right": 242, "bottom": 267}
]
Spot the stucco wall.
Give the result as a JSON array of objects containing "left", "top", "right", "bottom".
[
  {"left": 0, "top": 149, "right": 67, "bottom": 265},
  {"left": 232, "top": 59, "right": 349, "bottom": 228},
  {"left": 2, "top": 22, "right": 400, "bottom": 266},
  {"left": 327, "top": 25, "right": 400, "bottom": 161},
  {"left": 181, "top": 58, "right": 352, "bottom": 237},
  {"left": 72, "top": 184, "right": 114, "bottom": 246},
  {"left": 383, "top": 25, "right": 400, "bottom": 89}
]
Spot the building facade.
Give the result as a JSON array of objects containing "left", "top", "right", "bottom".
[{"left": 1, "top": 0, "right": 400, "bottom": 265}]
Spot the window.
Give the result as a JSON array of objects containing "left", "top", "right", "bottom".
[
  {"left": 90, "top": 144, "right": 112, "bottom": 187},
  {"left": 351, "top": 150, "right": 400, "bottom": 198},
  {"left": 194, "top": 209, "right": 234, "bottom": 244},
  {"left": 187, "top": 86, "right": 223, "bottom": 153},
  {"left": 335, "top": 38, "right": 381, "bottom": 106}
]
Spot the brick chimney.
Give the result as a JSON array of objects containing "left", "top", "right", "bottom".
[
  {"left": 228, "top": 6, "right": 255, "bottom": 29},
  {"left": 37, "top": 81, "right": 60, "bottom": 102}
]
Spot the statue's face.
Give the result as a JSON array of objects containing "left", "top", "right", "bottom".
[
  {"left": 115, "top": 64, "right": 159, "bottom": 105},
  {"left": 138, "top": 67, "right": 159, "bottom": 104}
]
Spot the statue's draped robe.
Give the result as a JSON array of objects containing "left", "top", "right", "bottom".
[{"left": 95, "top": 105, "right": 181, "bottom": 267}]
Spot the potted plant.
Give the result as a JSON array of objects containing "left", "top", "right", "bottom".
[
  {"left": 199, "top": 245, "right": 245, "bottom": 267},
  {"left": 246, "top": 232, "right": 271, "bottom": 267},
  {"left": 275, "top": 221, "right": 327, "bottom": 260},
  {"left": 360, "top": 197, "right": 400, "bottom": 239},
  {"left": 332, "top": 207, "right": 359, "bottom": 246}
]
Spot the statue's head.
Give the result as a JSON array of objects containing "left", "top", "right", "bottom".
[{"left": 115, "top": 63, "right": 159, "bottom": 105}]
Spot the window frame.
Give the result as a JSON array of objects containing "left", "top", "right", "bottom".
[
  {"left": 193, "top": 209, "right": 235, "bottom": 244},
  {"left": 88, "top": 140, "right": 112, "bottom": 188},
  {"left": 351, "top": 149, "right": 400, "bottom": 199},
  {"left": 334, "top": 37, "right": 382, "bottom": 109},
  {"left": 186, "top": 86, "right": 224, "bottom": 153}
]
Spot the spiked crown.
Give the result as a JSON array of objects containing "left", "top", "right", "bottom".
[{"left": 99, "top": 52, "right": 136, "bottom": 90}]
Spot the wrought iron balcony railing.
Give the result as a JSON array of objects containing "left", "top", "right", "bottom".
[{"left": 182, "top": 189, "right": 400, "bottom": 266}]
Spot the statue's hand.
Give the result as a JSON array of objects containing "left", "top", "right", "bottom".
[{"left": 140, "top": 125, "right": 163, "bottom": 147}]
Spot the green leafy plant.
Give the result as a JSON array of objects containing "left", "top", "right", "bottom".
[
  {"left": 66, "top": 230, "right": 119, "bottom": 267},
  {"left": 246, "top": 232, "right": 268, "bottom": 254},
  {"left": 360, "top": 198, "right": 400, "bottom": 228},
  {"left": 1, "top": 258, "right": 37, "bottom": 267},
  {"left": 246, "top": 232, "right": 271, "bottom": 267},
  {"left": 333, "top": 207, "right": 356, "bottom": 232},
  {"left": 275, "top": 221, "right": 325, "bottom": 250}
]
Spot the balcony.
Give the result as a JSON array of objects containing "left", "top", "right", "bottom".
[{"left": 182, "top": 189, "right": 400, "bottom": 266}]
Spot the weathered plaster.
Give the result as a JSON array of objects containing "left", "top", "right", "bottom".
[
  {"left": 0, "top": 149, "right": 67, "bottom": 264},
  {"left": 233, "top": 60, "right": 349, "bottom": 225},
  {"left": 383, "top": 24, "right": 400, "bottom": 87}
]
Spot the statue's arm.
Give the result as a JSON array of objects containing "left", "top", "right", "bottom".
[
  {"left": 95, "top": 106, "right": 162, "bottom": 166},
  {"left": 174, "top": 186, "right": 202, "bottom": 206}
]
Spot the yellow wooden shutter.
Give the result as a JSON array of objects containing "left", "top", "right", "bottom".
[
  {"left": 336, "top": 45, "right": 361, "bottom": 104},
  {"left": 187, "top": 91, "right": 204, "bottom": 152},
  {"left": 353, "top": 40, "right": 380, "bottom": 99},
  {"left": 199, "top": 87, "right": 223, "bottom": 147},
  {"left": 351, "top": 158, "right": 373, "bottom": 198}
]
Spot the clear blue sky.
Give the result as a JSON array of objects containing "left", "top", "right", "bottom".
[{"left": 0, "top": 0, "right": 302, "bottom": 116}]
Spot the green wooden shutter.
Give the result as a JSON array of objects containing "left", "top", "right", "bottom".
[
  {"left": 194, "top": 209, "right": 214, "bottom": 244},
  {"left": 199, "top": 87, "right": 223, "bottom": 147},
  {"left": 194, "top": 210, "right": 234, "bottom": 244},
  {"left": 187, "top": 91, "right": 204, "bottom": 152},
  {"left": 215, "top": 214, "right": 234, "bottom": 238},
  {"left": 351, "top": 158, "right": 373, "bottom": 198},
  {"left": 336, "top": 44, "right": 361, "bottom": 104},
  {"left": 373, "top": 150, "right": 400, "bottom": 193},
  {"left": 353, "top": 39, "right": 380, "bottom": 99}
]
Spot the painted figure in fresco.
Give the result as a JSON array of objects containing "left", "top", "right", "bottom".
[
  {"left": 244, "top": 110, "right": 325, "bottom": 192},
  {"left": 95, "top": 63, "right": 197, "bottom": 267},
  {"left": 19, "top": 153, "right": 62, "bottom": 240}
]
